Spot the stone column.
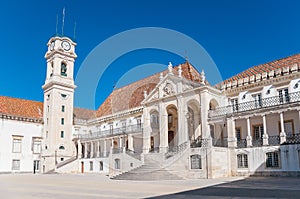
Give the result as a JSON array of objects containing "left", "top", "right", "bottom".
[
  {"left": 119, "top": 137, "right": 122, "bottom": 148},
  {"left": 159, "top": 102, "right": 168, "bottom": 153},
  {"left": 90, "top": 142, "right": 94, "bottom": 158},
  {"left": 84, "top": 142, "right": 87, "bottom": 158},
  {"left": 200, "top": 90, "right": 210, "bottom": 138},
  {"left": 103, "top": 139, "right": 107, "bottom": 157},
  {"left": 77, "top": 139, "right": 82, "bottom": 158},
  {"left": 177, "top": 95, "right": 188, "bottom": 145},
  {"left": 246, "top": 117, "right": 252, "bottom": 147},
  {"left": 262, "top": 115, "right": 269, "bottom": 145},
  {"left": 142, "top": 108, "right": 151, "bottom": 154},
  {"left": 96, "top": 141, "right": 100, "bottom": 157},
  {"left": 128, "top": 134, "right": 134, "bottom": 151},
  {"left": 280, "top": 112, "right": 286, "bottom": 144},
  {"left": 227, "top": 118, "right": 237, "bottom": 148}
]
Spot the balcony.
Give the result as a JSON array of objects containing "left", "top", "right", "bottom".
[
  {"left": 209, "top": 91, "right": 300, "bottom": 118},
  {"left": 78, "top": 124, "right": 143, "bottom": 140}
]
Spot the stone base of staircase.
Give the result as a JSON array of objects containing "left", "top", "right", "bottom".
[{"left": 112, "top": 153, "right": 183, "bottom": 180}]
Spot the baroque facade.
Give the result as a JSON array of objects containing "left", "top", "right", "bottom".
[{"left": 0, "top": 35, "right": 300, "bottom": 178}]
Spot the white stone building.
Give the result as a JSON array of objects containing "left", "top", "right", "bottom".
[{"left": 1, "top": 35, "right": 300, "bottom": 179}]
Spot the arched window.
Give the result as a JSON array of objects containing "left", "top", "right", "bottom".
[
  {"left": 61, "top": 62, "right": 67, "bottom": 76},
  {"left": 59, "top": 145, "right": 65, "bottom": 150}
]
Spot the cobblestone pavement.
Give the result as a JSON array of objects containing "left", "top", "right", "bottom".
[{"left": 0, "top": 174, "right": 299, "bottom": 199}]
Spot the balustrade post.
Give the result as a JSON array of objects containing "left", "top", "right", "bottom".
[
  {"left": 84, "top": 142, "right": 87, "bottom": 158},
  {"left": 103, "top": 139, "right": 107, "bottom": 157},
  {"left": 77, "top": 139, "right": 82, "bottom": 158},
  {"left": 90, "top": 142, "right": 94, "bottom": 158},
  {"left": 280, "top": 112, "right": 286, "bottom": 144},
  {"left": 96, "top": 141, "right": 100, "bottom": 157},
  {"left": 246, "top": 118, "right": 252, "bottom": 147},
  {"left": 262, "top": 115, "right": 269, "bottom": 145}
]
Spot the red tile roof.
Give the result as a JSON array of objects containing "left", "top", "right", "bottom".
[
  {"left": 0, "top": 96, "right": 43, "bottom": 119},
  {"left": 96, "top": 62, "right": 202, "bottom": 117},
  {"left": 0, "top": 96, "right": 96, "bottom": 121},
  {"left": 224, "top": 53, "right": 300, "bottom": 84}
]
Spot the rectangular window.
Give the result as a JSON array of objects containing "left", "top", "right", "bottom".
[
  {"left": 284, "top": 120, "right": 294, "bottom": 137},
  {"left": 236, "top": 128, "right": 241, "bottom": 141},
  {"left": 253, "top": 125, "right": 264, "bottom": 140},
  {"left": 231, "top": 98, "right": 239, "bottom": 112},
  {"left": 89, "top": 161, "right": 93, "bottom": 171},
  {"left": 115, "top": 159, "right": 120, "bottom": 169},
  {"left": 12, "top": 137, "right": 22, "bottom": 153},
  {"left": 253, "top": 94, "right": 262, "bottom": 108},
  {"left": 61, "top": 118, "right": 64, "bottom": 125},
  {"left": 237, "top": 154, "right": 248, "bottom": 168},
  {"left": 137, "top": 118, "right": 142, "bottom": 129},
  {"left": 34, "top": 160, "right": 40, "bottom": 171},
  {"left": 266, "top": 152, "right": 279, "bottom": 168},
  {"left": 99, "top": 161, "right": 103, "bottom": 171},
  {"left": 190, "top": 155, "right": 202, "bottom": 169},
  {"left": 32, "top": 139, "right": 41, "bottom": 154},
  {"left": 12, "top": 159, "right": 20, "bottom": 170},
  {"left": 60, "top": 131, "right": 64, "bottom": 138},
  {"left": 62, "top": 105, "right": 65, "bottom": 112},
  {"left": 109, "top": 124, "right": 113, "bottom": 134},
  {"left": 279, "top": 88, "right": 289, "bottom": 103}
]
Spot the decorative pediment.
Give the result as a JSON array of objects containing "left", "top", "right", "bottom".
[{"left": 162, "top": 81, "right": 176, "bottom": 97}]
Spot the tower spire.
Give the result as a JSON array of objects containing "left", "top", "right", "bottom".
[
  {"left": 55, "top": 14, "right": 58, "bottom": 36},
  {"left": 62, "top": 7, "right": 65, "bottom": 36},
  {"left": 73, "top": 21, "right": 76, "bottom": 40}
]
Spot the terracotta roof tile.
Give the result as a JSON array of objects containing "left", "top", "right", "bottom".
[
  {"left": 74, "top": 107, "right": 96, "bottom": 120},
  {"left": 0, "top": 96, "right": 43, "bottom": 119},
  {"left": 224, "top": 53, "right": 300, "bottom": 83},
  {"left": 96, "top": 62, "right": 202, "bottom": 117}
]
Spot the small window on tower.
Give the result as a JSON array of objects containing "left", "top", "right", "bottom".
[
  {"left": 61, "top": 63, "right": 67, "bottom": 77},
  {"left": 61, "top": 118, "right": 64, "bottom": 125},
  {"left": 62, "top": 105, "right": 65, "bottom": 112},
  {"left": 61, "top": 131, "right": 64, "bottom": 138},
  {"left": 59, "top": 146, "right": 65, "bottom": 150}
]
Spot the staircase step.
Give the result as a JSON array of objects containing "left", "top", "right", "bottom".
[{"left": 112, "top": 153, "right": 182, "bottom": 181}]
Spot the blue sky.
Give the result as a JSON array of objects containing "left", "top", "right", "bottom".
[{"left": 0, "top": 0, "right": 300, "bottom": 109}]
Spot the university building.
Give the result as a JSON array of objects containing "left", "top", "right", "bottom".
[{"left": 0, "top": 35, "right": 300, "bottom": 179}]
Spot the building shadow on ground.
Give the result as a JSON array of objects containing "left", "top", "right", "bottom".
[{"left": 147, "top": 176, "right": 300, "bottom": 199}]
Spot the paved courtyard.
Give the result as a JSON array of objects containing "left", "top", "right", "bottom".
[{"left": 0, "top": 174, "right": 299, "bottom": 199}]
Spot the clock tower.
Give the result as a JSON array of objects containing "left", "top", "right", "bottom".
[{"left": 41, "top": 36, "right": 77, "bottom": 173}]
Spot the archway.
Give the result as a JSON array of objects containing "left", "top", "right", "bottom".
[
  {"left": 150, "top": 109, "right": 160, "bottom": 152},
  {"left": 187, "top": 100, "right": 201, "bottom": 141},
  {"left": 166, "top": 104, "right": 178, "bottom": 148}
]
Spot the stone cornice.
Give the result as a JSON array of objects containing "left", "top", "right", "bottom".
[{"left": 0, "top": 113, "right": 43, "bottom": 124}]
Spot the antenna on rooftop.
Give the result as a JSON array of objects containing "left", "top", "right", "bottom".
[
  {"left": 184, "top": 50, "right": 188, "bottom": 62},
  {"left": 62, "top": 7, "right": 65, "bottom": 36},
  {"left": 55, "top": 14, "right": 58, "bottom": 36},
  {"left": 73, "top": 21, "right": 77, "bottom": 40}
]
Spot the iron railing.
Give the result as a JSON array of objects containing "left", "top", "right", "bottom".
[
  {"left": 112, "top": 147, "right": 124, "bottom": 154},
  {"left": 285, "top": 133, "right": 300, "bottom": 144},
  {"left": 165, "top": 141, "right": 189, "bottom": 159},
  {"left": 212, "top": 138, "right": 228, "bottom": 147},
  {"left": 237, "top": 139, "right": 247, "bottom": 148},
  {"left": 149, "top": 147, "right": 160, "bottom": 153},
  {"left": 268, "top": 135, "right": 280, "bottom": 146},
  {"left": 252, "top": 138, "right": 263, "bottom": 147},
  {"left": 209, "top": 91, "right": 300, "bottom": 118},
  {"left": 190, "top": 137, "right": 210, "bottom": 148},
  {"left": 78, "top": 124, "right": 143, "bottom": 140},
  {"left": 126, "top": 149, "right": 142, "bottom": 160}
]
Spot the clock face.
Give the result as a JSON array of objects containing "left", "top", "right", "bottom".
[
  {"left": 61, "top": 40, "right": 71, "bottom": 51},
  {"left": 50, "top": 41, "right": 55, "bottom": 51}
]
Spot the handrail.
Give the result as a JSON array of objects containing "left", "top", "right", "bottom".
[
  {"left": 209, "top": 91, "right": 300, "bottom": 118},
  {"left": 165, "top": 141, "right": 189, "bottom": 159},
  {"left": 78, "top": 124, "right": 143, "bottom": 140}
]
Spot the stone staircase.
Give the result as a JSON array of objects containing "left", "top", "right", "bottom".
[{"left": 112, "top": 154, "right": 183, "bottom": 180}]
